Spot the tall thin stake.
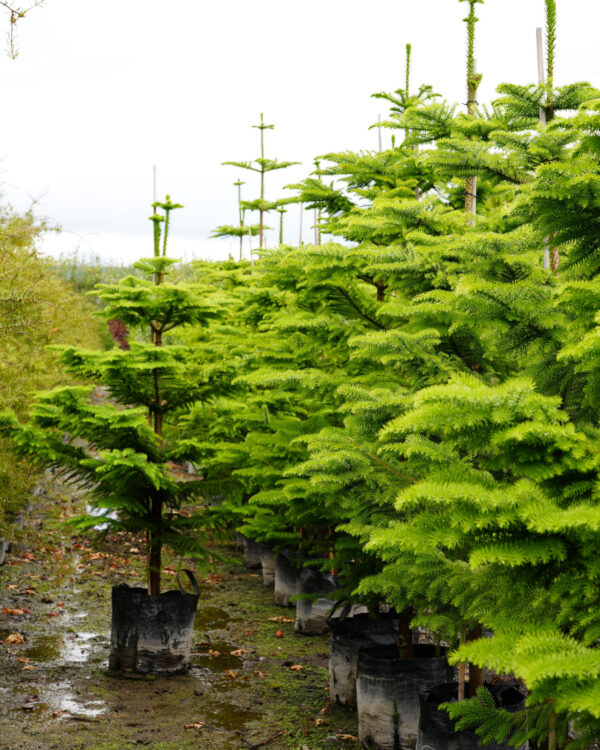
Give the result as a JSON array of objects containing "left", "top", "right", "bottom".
[{"left": 538, "top": 27, "right": 551, "bottom": 270}]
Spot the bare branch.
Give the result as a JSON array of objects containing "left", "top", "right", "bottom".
[{"left": 0, "top": 0, "right": 44, "bottom": 59}]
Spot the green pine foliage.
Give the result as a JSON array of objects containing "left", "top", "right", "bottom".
[{"left": 1, "top": 201, "right": 225, "bottom": 593}]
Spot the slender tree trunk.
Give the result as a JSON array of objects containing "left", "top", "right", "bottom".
[
  {"left": 397, "top": 608, "right": 414, "bottom": 659},
  {"left": 259, "top": 119, "right": 265, "bottom": 250},
  {"left": 469, "top": 626, "right": 484, "bottom": 690}
]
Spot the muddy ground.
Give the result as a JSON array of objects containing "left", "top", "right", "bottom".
[{"left": 0, "top": 478, "right": 359, "bottom": 750}]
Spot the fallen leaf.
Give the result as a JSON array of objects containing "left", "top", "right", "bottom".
[
  {"left": 2, "top": 608, "right": 25, "bottom": 616},
  {"left": 17, "top": 657, "right": 30, "bottom": 664},
  {"left": 185, "top": 722, "right": 207, "bottom": 730},
  {"left": 22, "top": 589, "right": 36, "bottom": 596},
  {"left": 4, "top": 633, "right": 25, "bottom": 645},
  {"left": 335, "top": 735, "right": 359, "bottom": 742},
  {"left": 6, "top": 585, "right": 18, "bottom": 590},
  {"left": 244, "top": 629, "right": 255, "bottom": 636},
  {"left": 290, "top": 664, "right": 304, "bottom": 671},
  {"left": 269, "top": 616, "right": 295, "bottom": 624},
  {"left": 21, "top": 665, "right": 35, "bottom": 671},
  {"left": 275, "top": 630, "right": 284, "bottom": 638},
  {"left": 230, "top": 649, "right": 247, "bottom": 656},
  {"left": 207, "top": 649, "right": 221, "bottom": 657},
  {"left": 221, "top": 670, "right": 239, "bottom": 680},
  {"left": 315, "top": 718, "right": 325, "bottom": 726},
  {"left": 57, "top": 602, "right": 64, "bottom": 608},
  {"left": 253, "top": 670, "right": 267, "bottom": 678}
]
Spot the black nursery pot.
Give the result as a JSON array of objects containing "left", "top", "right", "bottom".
[
  {"left": 328, "top": 609, "right": 400, "bottom": 707},
  {"left": 357, "top": 644, "right": 453, "bottom": 750},
  {"left": 109, "top": 570, "right": 200, "bottom": 675},
  {"left": 295, "top": 567, "right": 338, "bottom": 635},
  {"left": 260, "top": 544, "right": 276, "bottom": 587},
  {"left": 274, "top": 551, "right": 303, "bottom": 607},
  {"left": 242, "top": 536, "right": 262, "bottom": 568},
  {"left": 416, "top": 681, "right": 527, "bottom": 750}
]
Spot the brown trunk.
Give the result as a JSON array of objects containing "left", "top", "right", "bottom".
[
  {"left": 468, "top": 626, "right": 484, "bottom": 690},
  {"left": 376, "top": 281, "right": 387, "bottom": 302},
  {"left": 397, "top": 608, "right": 414, "bottom": 659},
  {"left": 548, "top": 706, "right": 556, "bottom": 750},
  {"left": 148, "top": 495, "right": 162, "bottom": 596},
  {"left": 458, "top": 660, "right": 467, "bottom": 700}
]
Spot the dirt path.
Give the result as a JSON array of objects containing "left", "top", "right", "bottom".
[{"left": 0, "top": 478, "right": 359, "bottom": 750}]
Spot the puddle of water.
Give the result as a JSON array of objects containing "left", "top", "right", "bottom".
[
  {"left": 200, "top": 699, "right": 261, "bottom": 730},
  {"left": 58, "top": 696, "right": 106, "bottom": 718},
  {"left": 7, "top": 630, "right": 105, "bottom": 665},
  {"left": 11, "top": 681, "right": 107, "bottom": 719},
  {"left": 194, "top": 606, "right": 231, "bottom": 630},
  {"left": 190, "top": 641, "right": 244, "bottom": 673},
  {"left": 62, "top": 631, "right": 98, "bottom": 662},
  {"left": 24, "top": 635, "right": 62, "bottom": 662}
]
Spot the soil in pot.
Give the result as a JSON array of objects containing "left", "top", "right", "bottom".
[
  {"left": 416, "top": 681, "right": 527, "bottom": 750},
  {"left": 357, "top": 644, "right": 453, "bottom": 750},
  {"left": 328, "top": 609, "right": 399, "bottom": 707},
  {"left": 242, "top": 536, "right": 262, "bottom": 568},
  {"left": 295, "top": 567, "right": 338, "bottom": 635},
  {"left": 260, "top": 544, "right": 276, "bottom": 586},
  {"left": 109, "top": 570, "right": 200, "bottom": 675}
]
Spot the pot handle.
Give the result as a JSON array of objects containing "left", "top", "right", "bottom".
[{"left": 177, "top": 569, "right": 200, "bottom": 595}]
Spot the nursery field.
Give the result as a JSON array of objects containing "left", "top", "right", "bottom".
[
  {"left": 0, "top": 476, "right": 358, "bottom": 750},
  {"left": 4, "top": 0, "right": 600, "bottom": 748}
]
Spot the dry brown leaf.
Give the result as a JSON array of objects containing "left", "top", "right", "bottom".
[
  {"left": 17, "top": 657, "right": 29, "bottom": 664},
  {"left": 290, "top": 664, "right": 304, "bottom": 671},
  {"left": 6, "top": 585, "right": 18, "bottom": 590},
  {"left": 185, "top": 722, "right": 207, "bottom": 730},
  {"left": 21, "top": 665, "right": 35, "bottom": 671},
  {"left": 268, "top": 616, "right": 295, "bottom": 623},
  {"left": 314, "top": 718, "right": 325, "bottom": 726},
  {"left": 4, "top": 633, "right": 25, "bottom": 645},
  {"left": 207, "top": 649, "right": 221, "bottom": 657},
  {"left": 230, "top": 649, "right": 248, "bottom": 656},
  {"left": 220, "top": 669, "right": 239, "bottom": 681},
  {"left": 2, "top": 608, "right": 25, "bottom": 616},
  {"left": 275, "top": 630, "right": 284, "bottom": 638},
  {"left": 335, "top": 735, "right": 359, "bottom": 742}
]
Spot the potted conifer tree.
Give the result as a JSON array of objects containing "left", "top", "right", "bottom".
[{"left": 1, "top": 197, "right": 220, "bottom": 674}]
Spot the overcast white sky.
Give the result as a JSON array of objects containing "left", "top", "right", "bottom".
[{"left": 1, "top": 0, "right": 598, "bottom": 264}]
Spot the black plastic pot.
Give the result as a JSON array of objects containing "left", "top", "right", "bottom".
[
  {"left": 243, "top": 536, "right": 262, "bottom": 568},
  {"left": 234, "top": 531, "right": 245, "bottom": 550},
  {"left": 274, "top": 551, "right": 303, "bottom": 607},
  {"left": 109, "top": 570, "right": 200, "bottom": 674},
  {"left": 357, "top": 644, "right": 452, "bottom": 750},
  {"left": 260, "top": 545, "right": 276, "bottom": 587},
  {"left": 416, "top": 682, "right": 527, "bottom": 750},
  {"left": 295, "top": 567, "right": 338, "bottom": 635},
  {"left": 328, "top": 609, "right": 399, "bottom": 707}
]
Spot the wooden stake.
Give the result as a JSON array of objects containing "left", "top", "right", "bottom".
[{"left": 537, "top": 27, "right": 552, "bottom": 270}]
